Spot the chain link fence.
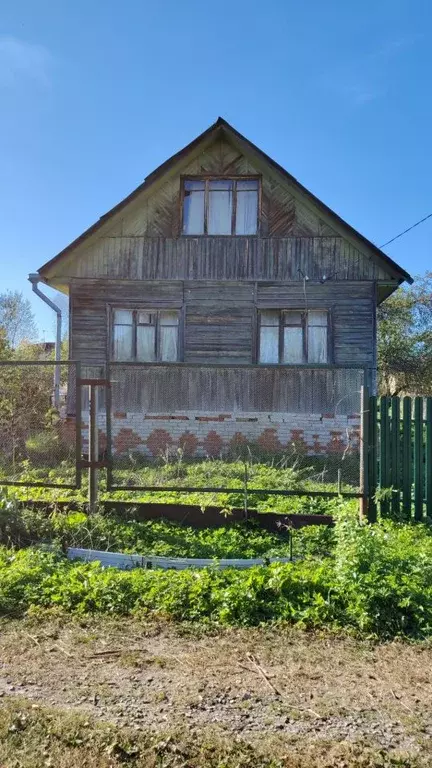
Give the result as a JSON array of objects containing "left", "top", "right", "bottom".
[
  {"left": 106, "top": 363, "right": 364, "bottom": 504},
  {"left": 0, "top": 361, "right": 81, "bottom": 488},
  {"left": 0, "top": 359, "right": 364, "bottom": 502}
]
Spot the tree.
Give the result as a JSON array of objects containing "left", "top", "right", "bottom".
[
  {"left": 377, "top": 272, "right": 432, "bottom": 396},
  {"left": 0, "top": 290, "right": 37, "bottom": 348},
  {"left": 0, "top": 327, "right": 11, "bottom": 360}
]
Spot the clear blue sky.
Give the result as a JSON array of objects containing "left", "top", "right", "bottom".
[{"left": 1, "top": 0, "right": 431, "bottom": 339}]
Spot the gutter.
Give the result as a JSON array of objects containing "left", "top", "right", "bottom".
[{"left": 28, "top": 273, "right": 62, "bottom": 409}]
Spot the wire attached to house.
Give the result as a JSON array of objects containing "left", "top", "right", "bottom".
[{"left": 380, "top": 212, "right": 432, "bottom": 248}]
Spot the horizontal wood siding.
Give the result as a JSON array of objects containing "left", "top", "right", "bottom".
[
  {"left": 257, "top": 281, "right": 375, "bottom": 368},
  {"left": 70, "top": 280, "right": 183, "bottom": 364},
  {"left": 184, "top": 282, "right": 254, "bottom": 364},
  {"left": 65, "top": 237, "right": 392, "bottom": 282},
  {"left": 110, "top": 364, "right": 364, "bottom": 415},
  {"left": 71, "top": 279, "right": 374, "bottom": 373}
]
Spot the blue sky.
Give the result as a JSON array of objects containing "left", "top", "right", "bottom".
[{"left": 1, "top": 0, "right": 431, "bottom": 339}]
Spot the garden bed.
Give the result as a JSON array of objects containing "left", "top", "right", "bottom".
[{"left": 0, "top": 502, "right": 431, "bottom": 636}]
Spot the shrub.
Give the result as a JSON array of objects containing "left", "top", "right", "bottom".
[
  {"left": 25, "top": 431, "right": 61, "bottom": 463},
  {"left": 0, "top": 548, "right": 338, "bottom": 625},
  {"left": 0, "top": 513, "right": 431, "bottom": 637},
  {"left": 334, "top": 511, "right": 432, "bottom": 636},
  {"left": 0, "top": 506, "right": 297, "bottom": 559}
]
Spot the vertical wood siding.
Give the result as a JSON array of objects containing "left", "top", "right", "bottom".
[
  {"left": 64, "top": 237, "right": 392, "bottom": 282},
  {"left": 109, "top": 364, "right": 364, "bottom": 415}
]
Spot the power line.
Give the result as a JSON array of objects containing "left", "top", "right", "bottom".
[{"left": 380, "top": 212, "right": 432, "bottom": 248}]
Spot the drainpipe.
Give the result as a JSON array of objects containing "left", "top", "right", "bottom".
[{"left": 28, "top": 273, "right": 62, "bottom": 409}]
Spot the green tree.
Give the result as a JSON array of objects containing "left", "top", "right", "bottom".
[
  {"left": 0, "top": 327, "right": 11, "bottom": 360},
  {"left": 377, "top": 271, "right": 432, "bottom": 395},
  {"left": 0, "top": 291, "right": 37, "bottom": 348}
]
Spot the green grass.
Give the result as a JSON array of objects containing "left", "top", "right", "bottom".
[
  {"left": 0, "top": 455, "right": 358, "bottom": 514},
  {"left": 0, "top": 697, "right": 285, "bottom": 768},
  {"left": 0, "top": 504, "right": 336, "bottom": 559},
  {"left": 3, "top": 696, "right": 425, "bottom": 768}
]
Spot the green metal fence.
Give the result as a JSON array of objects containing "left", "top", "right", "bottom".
[{"left": 367, "top": 395, "right": 432, "bottom": 522}]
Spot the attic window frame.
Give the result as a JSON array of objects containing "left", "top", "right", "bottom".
[{"left": 180, "top": 175, "right": 261, "bottom": 236}]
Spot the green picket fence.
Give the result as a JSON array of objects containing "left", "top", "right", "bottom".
[{"left": 367, "top": 395, "right": 432, "bottom": 522}]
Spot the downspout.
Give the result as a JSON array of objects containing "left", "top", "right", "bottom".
[{"left": 28, "top": 273, "right": 62, "bottom": 409}]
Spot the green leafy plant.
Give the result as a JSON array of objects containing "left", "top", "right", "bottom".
[{"left": 0, "top": 507, "right": 431, "bottom": 637}]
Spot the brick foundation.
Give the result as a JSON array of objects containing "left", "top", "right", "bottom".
[{"left": 81, "top": 410, "right": 360, "bottom": 457}]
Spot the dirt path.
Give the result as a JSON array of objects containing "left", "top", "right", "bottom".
[{"left": 0, "top": 617, "right": 431, "bottom": 762}]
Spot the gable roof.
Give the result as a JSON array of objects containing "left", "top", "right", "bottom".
[{"left": 38, "top": 117, "right": 413, "bottom": 285}]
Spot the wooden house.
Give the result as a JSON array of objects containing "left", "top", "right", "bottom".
[{"left": 36, "top": 118, "right": 412, "bottom": 459}]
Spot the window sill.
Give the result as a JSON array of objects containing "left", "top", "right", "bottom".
[{"left": 180, "top": 234, "right": 260, "bottom": 238}]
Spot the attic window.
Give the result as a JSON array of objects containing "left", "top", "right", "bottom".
[{"left": 182, "top": 178, "right": 259, "bottom": 235}]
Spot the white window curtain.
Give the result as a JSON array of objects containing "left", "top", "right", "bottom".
[
  {"left": 283, "top": 334, "right": 303, "bottom": 362},
  {"left": 208, "top": 180, "right": 233, "bottom": 235},
  {"left": 282, "top": 311, "right": 304, "bottom": 363},
  {"left": 235, "top": 180, "right": 258, "bottom": 235},
  {"left": 159, "top": 311, "right": 179, "bottom": 362},
  {"left": 113, "top": 310, "right": 133, "bottom": 361},
  {"left": 136, "top": 330, "right": 155, "bottom": 361},
  {"left": 183, "top": 180, "right": 205, "bottom": 234},
  {"left": 259, "top": 309, "right": 328, "bottom": 365},
  {"left": 113, "top": 309, "right": 179, "bottom": 362},
  {"left": 136, "top": 311, "right": 156, "bottom": 361},
  {"left": 259, "top": 310, "right": 279, "bottom": 363},
  {"left": 308, "top": 310, "right": 328, "bottom": 363}
]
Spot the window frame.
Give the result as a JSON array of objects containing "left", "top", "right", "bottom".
[
  {"left": 257, "top": 309, "right": 331, "bottom": 365},
  {"left": 110, "top": 307, "right": 182, "bottom": 362},
  {"left": 180, "top": 175, "right": 261, "bottom": 236}
]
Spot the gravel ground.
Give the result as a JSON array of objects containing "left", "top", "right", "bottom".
[{"left": 0, "top": 616, "right": 431, "bottom": 762}]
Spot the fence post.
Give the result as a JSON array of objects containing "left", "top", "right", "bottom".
[
  {"left": 426, "top": 398, "right": 432, "bottom": 519},
  {"left": 390, "top": 397, "right": 400, "bottom": 518},
  {"left": 88, "top": 384, "right": 99, "bottom": 513},
  {"left": 414, "top": 397, "right": 424, "bottom": 521},
  {"left": 359, "top": 385, "right": 370, "bottom": 520},
  {"left": 75, "top": 361, "right": 82, "bottom": 490},
  {"left": 402, "top": 397, "right": 412, "bottom": 519},
  {"left": 368, "top": 394, "right": 377, "bottom": 523},
  {"left": 380, "top": 396, "right": 390, "bottom": 517}
]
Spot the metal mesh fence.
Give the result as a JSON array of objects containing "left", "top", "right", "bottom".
[
  {"left": 107, "top": 363, "right": 364, "bottom": 501},
  {"left": 0, "top": 361, "right": 80, "bottom": 488}
]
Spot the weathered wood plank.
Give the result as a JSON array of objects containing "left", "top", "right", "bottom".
[
  {"left": 60, "top": 237, "right": 393, "bottom": 282},
  {"left": 70, "top": 279, "right": 375, "bottom": 369},
  {"left": 109, "top": 364, "right": 364, "bottom": 415}
]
